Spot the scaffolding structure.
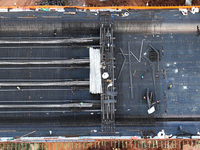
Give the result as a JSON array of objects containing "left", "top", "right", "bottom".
[{"left": 100, "top": 12, "right": 116, "bottom": 135}]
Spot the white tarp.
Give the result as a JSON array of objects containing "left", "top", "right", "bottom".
[{"left": 89, "top": 47, "right": 102, "bottom": 94}]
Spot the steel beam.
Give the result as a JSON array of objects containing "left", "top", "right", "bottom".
[
  {"left": 0, "top": 100, "right": 100, "bottom": 103},
  {"left": 0, "top": 109, "right": 101, "bottom": 113},
  {"left": 0, "top": 59, "right": 89, "bottom": 65},
  {"left": 0, "top": 38, "right": 99, "bottom": 44},
  {"left": 118, "top": 48, "right": 126, "bottom": 79},
  {"left": 128, "top": 42, "right": 134, "bottom": 99},
  {"left": 146, "top": 88, "right": 151, "bottom": 109},
  {"left": 0, "top": 103, "right": 93, "bottom": 108},
  {"left": 0, "top": 81, "right": 89, "bottom": 86}
]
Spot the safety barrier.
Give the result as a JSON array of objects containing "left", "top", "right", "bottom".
[{"left": 0, "top": 5, "right": 199, "bottom": 11}]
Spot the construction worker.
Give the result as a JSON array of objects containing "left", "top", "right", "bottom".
[
  {"left": 152, "top": 100, "right": 160, "bottom": 105},
  {"left": 17, "top": 86, "right": 20, "bottom": 91},
  {"left": 168, "top": 84, "right": 172, "bottom": 89},
  {"left": 197, "top": 25, "right": 200, "bottom": 35},
  {"left": 53, "top": 29, "right": 57, "bottom": 37},
  {"left": 178, "top": 125, "right": 183, "bottom": 130}
]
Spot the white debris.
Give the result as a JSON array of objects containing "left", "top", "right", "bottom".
[
  {"left": 91, "top": 130, "right": 97, "bottom": 133},
  {"left": 175, "top": 69, "right": 178, "bottom": 73},
  {"left": 157, "top": 130, "right": 165, "bottom": 139},
  {"left": 57, "top": 8, "right": 65, "bottom": 12},
  {"left": 191, "top": 7, "right": 199, "bottom": 14},
  {"left": 123, "top": 12, "right": 129, "bottom": 17},
  {"left": 148, "top": 106, "right": 155, "bottom": 114},
  {"left": 183, "top": 86, "right": 188, "bottom": 89},
  {"left": 179, "top": 9, "right": 188, "bottom": 15},
  {"left": 158, "top": 130, "right": 173, "bottom": 138},
  {"left": 174, "top": 62, "right": 177, "bottom": 65},
  {"left": 102, "top": 72, "right": 109, "bottom": 79},
  {"left": 107, "top": 82, "right": 113, "bottom": 88}
]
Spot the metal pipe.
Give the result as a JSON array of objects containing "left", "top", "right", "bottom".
[
  {"left": 141, "top": 55, "right": 158, "bottom": 102},
  {"left": 0, "top": 45, "right": 100, "bottom": 49},
  {"left": 142, "top": 55, "right": 152, "bottom": 65},
  {"left": 0, "top": 100, "right": 100, "bottom": 103},
  {"left": 128, "top": 42, "right": 134, "bottom": 99},
  {"left": 0, "top": 79, "right": 89, "bottom": 82},
  {"left": 0, "top": 59, "right": 89, "bottom": 65},
  {"left": 130, "top": 39, "right": 145, "bottom": 63},
  {"left": 0, "top": 66, "right": 90, "bottom": 69},
  {"left": 0, "top": 110, "right": 101, "bottom": 113},
  {"left": 0, "top": 88, "right": 89, "bottom": 92},
  {"left": 146, "top": 88, "right": 151, "bottom": 109},
  {"left": 0, "top": 81, "right": 89, "bottom": 86},
  {"left": 152, "top": 63, "right": 157, "bottom": 101},
  {"left": 118, "top": 48, "right": 126, "bottom": 79},
  {"left": 0, "top": 38, "right": 99, "bottom": 44}
]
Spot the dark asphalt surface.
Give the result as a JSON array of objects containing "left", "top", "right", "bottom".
[{"left": 115, "top": 33, "right": 200, "bottom": 117}]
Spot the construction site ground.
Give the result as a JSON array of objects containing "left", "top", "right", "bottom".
[
  {"left": 0, "top": 8, "right": 199, "bottom": 138},
  {"left": 0, "top": 0, "right": 40, "bottom": 6},
  {"left": 0, "top": 139, "right": 199, "bottom": 150}
]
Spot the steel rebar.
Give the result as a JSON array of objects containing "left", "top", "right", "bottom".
[
  {"left": 0, "top": 81, "right": 89, "bottom": 86},
  {"left": 0, "top": 59, "right": 89, "bottom": 65},
  {"left": 118, "top": 48, "right": 126, "bottom": 79},
  {"left": 128, "top": 42, "right": 134, "bottom": 99},
  {"left": 0, "top": 103, "right": 93, "bottom": 108}
]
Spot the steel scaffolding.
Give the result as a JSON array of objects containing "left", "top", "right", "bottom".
[{"left": 100, "top": 12, "right": 116, "bottom": 135}]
